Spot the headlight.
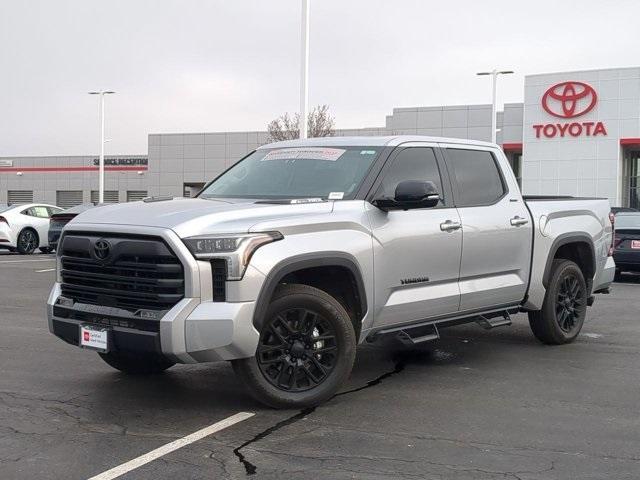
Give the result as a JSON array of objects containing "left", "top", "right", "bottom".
[{"left": 183, "top": 232, "right": 283, "bottom": 280}]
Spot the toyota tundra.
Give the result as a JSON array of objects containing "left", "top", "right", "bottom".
[{"left": 47, "top": 136, "right": 615, "bottom": 408}]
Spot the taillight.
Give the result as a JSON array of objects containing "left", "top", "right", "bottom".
[
  {"left": 0, "top": 216, "right": 8, "bottom": 227},
  {"left": 608, "top": 212, "right": 615, "bottom": 256}
]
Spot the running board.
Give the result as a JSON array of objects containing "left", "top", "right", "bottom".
[
  {"left": 475, "top": 312, "right": 512, "bottom": 330},
  {"left": 395, "top": 324, "right": 440, "bottom": 346}
]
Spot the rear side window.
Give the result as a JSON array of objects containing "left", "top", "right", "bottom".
[
  {"left": 446, "top": 149, "right": 505, "bottom": 206},
  {"left": 377, "top": 147, "right": 443, "bottom": 201}
]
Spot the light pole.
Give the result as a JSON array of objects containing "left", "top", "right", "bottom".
[
  {"left": 88, "top": 90, "right": 115, "bottom": 203},
  {"left": 299, "top": 0, "right": 310, "bottom": 139},
  {"left": 476, "top": 70, "right": 513, "bottom": 143}
]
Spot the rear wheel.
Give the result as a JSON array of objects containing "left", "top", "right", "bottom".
[
  {"left": 17, "top": 229, "right": 38, "bottom": 254},
  {"left": 232, "top": 284, "right": 356, "bottom": 409},
  {"left": 98, "top": 351, "right": 175, "bottom": 374},
  {"left": 528, "top": 259, "right": 588, "bottom": 345}
]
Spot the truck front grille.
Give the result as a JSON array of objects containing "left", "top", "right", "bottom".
[{"left": 59, "top": 233, "right": 185, "bottom": 311}]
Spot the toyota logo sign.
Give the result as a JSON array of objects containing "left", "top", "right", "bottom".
[
  {"left": 94, "top": 239, "right": 111, "bottom": 260},
  {"left": 541, "top": 81, "right": 597, "bottom": 119},
  {"left": 533, "top": 80, "right": 606, "bottom": 139}
]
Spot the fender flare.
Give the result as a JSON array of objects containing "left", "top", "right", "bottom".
[
  {"left": 252, "top": 252, "right": 368, "bottom": 332},
  {"left": 542, "top": 233, "right": 596, "bottom": 288}
]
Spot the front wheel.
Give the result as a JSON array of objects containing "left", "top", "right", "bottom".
[
  {"left": 528, "top": 259, "right": 588, "bottom": 345},
  {"left": 98, "top": 351, "right": 175, "bottom": 374},
  {"left": 233, "top": 284, "right": 357, "bottom": 409}
]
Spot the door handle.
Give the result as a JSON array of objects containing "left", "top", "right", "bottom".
[
  {"left": 440, "top": 220, "right": 462, "bottom": 232},
  {"left": 510, "top": 216, "right": 529, "bottom": 227}
]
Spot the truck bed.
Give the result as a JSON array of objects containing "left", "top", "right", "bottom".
[{"left": 522, "top": 195, "right": 613, "bottom": 310}]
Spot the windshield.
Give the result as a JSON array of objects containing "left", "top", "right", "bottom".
[{"left": 198, "top": 146, "right": 381, "bottom": 200}]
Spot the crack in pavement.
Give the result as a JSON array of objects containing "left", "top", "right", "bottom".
[{"left": 232, "top": 355, "right": 407, "bottom": 475}]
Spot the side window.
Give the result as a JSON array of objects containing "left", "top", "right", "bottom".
[
  {"left": 446, "top": 149, "right": 506, "bottom": 206},
  {"left": 377, "top": 147, "right": 443, "bottom": 202},
  {"left": 32, "top": 206, "right": 50, "bottom": 218},
  {"left": 21, "top": 208, "right": 34, "bottom": 217}
]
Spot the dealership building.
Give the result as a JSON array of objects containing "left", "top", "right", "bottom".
[{"left": 2, "top": 66, "right": 640, "bottom": 208}]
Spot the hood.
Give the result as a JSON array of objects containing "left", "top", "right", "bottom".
[{"left": 70, "top": 197, "right": 334, "bottom": 237}]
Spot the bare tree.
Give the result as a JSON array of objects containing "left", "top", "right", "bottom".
[{"left": 267, "top": 105, "right": 335, "bottom": 141}]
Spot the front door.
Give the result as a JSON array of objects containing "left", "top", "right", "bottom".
[{"left": 367, "top": 145, "right": 462, "bottom": 328}]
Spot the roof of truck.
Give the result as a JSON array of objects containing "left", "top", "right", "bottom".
[{"left": 258, "top": 135, "right": 498, "bottom": 149}]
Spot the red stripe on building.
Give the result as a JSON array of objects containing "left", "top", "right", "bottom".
[
  {"left": 502, "top": 143, "right": 523, "bottom": 152},
  {"left": 0, "top": 166, "right": 148, "bottom": 173},
  {"left": 620, "top": 138, "right": 640, "bottom": 146}
]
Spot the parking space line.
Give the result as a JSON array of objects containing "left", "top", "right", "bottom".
[
  {"left": 35, "top": 268, "right": 56, "bottom": 272},
  {"left": 0, "top": 258, "right": 56, "bottom": 264},
  {"left": 86, "top": 411, "right": 255, "bottom": 480}
]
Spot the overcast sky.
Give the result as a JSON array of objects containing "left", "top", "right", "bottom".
[{"left": 1, "top": 0, "right": 639, "bottom": 156}]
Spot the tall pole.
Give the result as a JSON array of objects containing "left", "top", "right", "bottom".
[
  {"left": 88, "top": 91, "right": 115, "bottom": 203},
  {"left": 299, "top": 0, "right": 310, "bottom": 139},
  {"left": 476, "top": 69, "right": 513, "bottom": 144},
  {"left": 491, "top": 71, "right": 497, "bottom": 144},
  {"left": 99, "top": 93, "right": 105, "bottom": 204}
]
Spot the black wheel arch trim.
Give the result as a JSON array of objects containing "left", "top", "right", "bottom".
[
  {"left": 252, "top": 252, "right": 368, "bottom": 332},
  {"left": 542, "top": 233, "right": 596, "bottom": 290}
]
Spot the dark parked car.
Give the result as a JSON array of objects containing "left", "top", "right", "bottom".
[
  {"left": 613, "top": 212, "right": 640, "bottom": 274},
  {"left": 48, "top": 203, "right": 102, "bottom": 250}
]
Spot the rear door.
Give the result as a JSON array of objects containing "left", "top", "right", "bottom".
[
  {"left": 441, "top": 145, "right": 532, "bottom": 311},
  {"left": 367, "top": 143, "right": 462, "bottom": 328}
]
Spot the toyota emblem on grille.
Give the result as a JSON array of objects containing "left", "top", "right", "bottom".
[{"left": 94, "top": 239, "right": 111, "bottom": 260}]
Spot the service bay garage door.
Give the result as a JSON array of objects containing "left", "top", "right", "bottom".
[
  {"left": 56, "top": 191, "right": 83, "bottom": 209},
  {"left": 7, "top": 190, "right": 34, "bottom": 205}
]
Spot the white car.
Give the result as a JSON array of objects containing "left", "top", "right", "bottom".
[{"left": 0, "top": 203, "right": 64, "bottom": 254}]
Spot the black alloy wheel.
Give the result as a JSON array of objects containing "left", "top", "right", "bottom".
[
  {"left": 232, "top": 283, "right": 356, "bottom": 409},
  {"left": 17, "top": 229, "right": 38, "bottom": 254},
  {"left": 257, "top": 307, "right": 338, "bottom": 392},
  {"left": 528, "top": 259, "right": 587, "bottom": 345},
  {"left": 555, "top": 273, "right": 585, "bottom": 332}
]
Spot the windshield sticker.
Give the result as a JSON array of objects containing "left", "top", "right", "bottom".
[
  {"left": 328, "top": 192, "right": 344, "bottom": 200},
  {"left": 360, "top": 150, "right": 376, "bottom": 155},
  {"left": 290, "top": 198, "right": 324, "bottom": 204},
  {"left": 261, "top": 148, "right": 346, "bottom": 162}
]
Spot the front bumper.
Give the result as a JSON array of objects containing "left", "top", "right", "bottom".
[{"left": 46, "top": 223, "right": 263, "bottom": 363}]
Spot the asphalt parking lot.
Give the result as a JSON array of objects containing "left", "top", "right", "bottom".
[{"left": 1, "top": 252, "right": 639, "bottom": 479}]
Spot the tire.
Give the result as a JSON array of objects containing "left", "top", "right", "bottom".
[
  {"left": 232, "top": 284, "right": 357, "bottom": 409},
  {"left": 528, "top": 259, "right": 588, "bottom": 345},
  {"left": 98, "top": 351, "right": 175, "bottom": 374},
  {"left": 17, "top": 228, "right": 38, "bottom": 254},
  {"left": 39, "top": 247, "right": 53, "bottom": 254}
]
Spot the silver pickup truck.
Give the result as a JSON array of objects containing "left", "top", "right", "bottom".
[{"left": 47, "top": 136, "right": 615, "bottom": 408}]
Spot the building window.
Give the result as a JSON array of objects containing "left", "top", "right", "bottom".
[
  {"left": 623, "top": 149, "right": 640, "bottom": 209},
  {"left": 183, "top": 183, "right": 206, "bottom": 198},
  {"left": 90, "top": 190, "right": 119, "bottom": 204},
  {"left": 56, "top": 191, "right": 83, "bottom": 209},
  {"left": 126, "top": 190, "right": 147, "bottom": 202},
  {"left": 7, "top": 190, "right": 33, "bottom": 205}
]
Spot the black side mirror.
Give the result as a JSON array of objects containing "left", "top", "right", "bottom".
[{"left": 372, "top": 180, "right": 440, "bottom": 211}]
